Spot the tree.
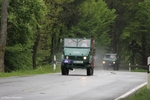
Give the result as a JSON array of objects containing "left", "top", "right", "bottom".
[
  {"left": 104, "top": 0, "right": 144, "bottom": 54},
  {"left": 0, "top": 0, "right": 8, "bottom": 72},
  {"left": 5, "top": 0, "right": 46, "bottom": 71},
  {"left": 44, "top": 0, "right": 84, "bottom": 62},
  {"left": 121, "top": 0, "right": 150, "bottom": 65},
  {"left": 69, "top": 0, "right": 116, "bottom": 50},
  {"left": 104, "top": 0, "right": 150, "bottom": 65},
  {"left": 31, "top": 0, "right": 47, "bottom": 69}
]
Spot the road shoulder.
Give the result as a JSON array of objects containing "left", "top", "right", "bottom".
[{"left": 115, "top": 82, "right": 147, "bottom": 100}]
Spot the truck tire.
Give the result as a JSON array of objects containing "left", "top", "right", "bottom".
[
  {"left": 66, "top": 68, "right": 69, "bottom": 75},
  {"left": 113, "top": 64, "right": 119, "bottom": 71},
  {"left": 103, "top": 65, "right": 108, "bottom": 70},
  {"left": 61, "top": 64, "right": 69, "bottom": 75},
  {"left": 61, "top": 65, "right": 65, "bottom": 75},
  {"left": 87, "top": 68, "right": 91, "bottom": 76},
  {"left": 91, "top": 67, "right": 94, "bottom": 75},
  {"left": 116, "top": 64, "right": 119, "bottom": 71},
  {"left": 113, "top": 65, "right": 115, "bottom": 70},
  {"left": 87, "top": 67, "right": 93, "bottom": 76}
]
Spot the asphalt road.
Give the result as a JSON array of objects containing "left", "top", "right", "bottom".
[{"left": 0, "top": 68, "right": 147, "bottom": 100}]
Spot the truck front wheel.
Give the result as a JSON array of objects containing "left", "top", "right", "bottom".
[
  {"left": 87, "top": 67, "right": 94, "bottom": 76},
  {"left": 61, "top": 64, "right": 69, "bottom": 75},
  {"left": 113, "top": 64, "right": 119, "bottom": 71}
]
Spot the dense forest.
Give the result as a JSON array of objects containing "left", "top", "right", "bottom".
[{"left": 0, "top": 0, "right": 150, "bottom": 72}]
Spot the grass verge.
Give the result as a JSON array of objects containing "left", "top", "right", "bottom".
[
  {"left": 0, "top": 65, "right": 61, "bottom": 78},
  {"left": 129, "top": 85, "right": 150, "bottom": 100},
  {"left": 131, "top": 69, "right": 147, "bottom": 72},
  {"left": 128, "top": 69, "right": 148, "bottom": 100}
]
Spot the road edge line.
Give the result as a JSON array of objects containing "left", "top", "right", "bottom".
[{"left": 114, "top": 82, "right": 147, "bottom": 100}]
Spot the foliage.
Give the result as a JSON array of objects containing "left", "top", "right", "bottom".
[
  {"left": 0, "top": 65, "right": 61, "bottom": 78},
  {"left": 129, "top": 85, "right": 150, "bottom": 100},
  {"left": 104, "top": 0, "right": 129, "bottom": 53},
  {"left": 104, "top": 0, "right": 150, "bottom": 65},
  {"left": 69, "top": 0, "right": 116, "bottom": 50},
  {"left": 120, "top": 1, "right": 150, "bottom": 65},
  {"left": 43, "top": 0, "right": 86, "bottom": 62},
  {"left": 8, "top": 0, "right": 46, "bottom": 45},
  {"left": 0, "top": 0, "right": 1, "bottom": 19},
  {"left": 5, "top": 0, "right": 47, "bottom": 71},
  {"left": 131, "top": 69, "right": 147, "bottom": 72},
  {"left": 4, "top": 44, "right": 32, "bottom": 72}
]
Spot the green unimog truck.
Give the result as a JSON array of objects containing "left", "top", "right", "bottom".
[{"left": 61, "top": 36, "right": 95, "bottom": 76}]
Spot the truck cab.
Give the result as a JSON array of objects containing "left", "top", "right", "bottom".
[
  {"left": 102, "top": 53, "right": 119, "bottom": 70},
  {"left": 61, "top": 37, "right": 95, "bottom": 76}
]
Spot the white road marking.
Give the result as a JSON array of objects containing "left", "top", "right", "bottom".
[{"left": 115, "top": 82, "right": 147, "bottom": 100}]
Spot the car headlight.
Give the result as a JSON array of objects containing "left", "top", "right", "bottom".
[
  {"left": 113, "top": 62, "right": 115, "bottom": 64},
  {"left": 83, "top": 56, "right": 87, "bottom": 60},
  {"left": 102, "top": 61, "right": 105, "bottom": 64}
]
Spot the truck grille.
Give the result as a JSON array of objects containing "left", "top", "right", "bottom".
[{"left": 69, "top": 56, "right": 83, "bottom": 61}]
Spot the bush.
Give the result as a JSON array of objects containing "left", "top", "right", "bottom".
[{"left": 4, "top": 45, "right": 32, "bottom": 72}]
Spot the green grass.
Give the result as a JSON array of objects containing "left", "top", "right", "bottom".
[
  {"left": 126, "top": 68, "right": 148, "bottom": 100},
  {"left": 128, "top": 69, "right": 148, "bottom": 100},
  {"left": 0, "top": 65, "right": 61, "bottom": 78},
  {"left": 131, "top": 69, "right": 147, "bottom": 72},
  {"left": 129, "top": 85, "right": 150, "bottom": 100}
]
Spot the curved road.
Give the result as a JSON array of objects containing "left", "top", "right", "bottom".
[{"left": 0, "top": 68, "right": 147, "bottom": 100}]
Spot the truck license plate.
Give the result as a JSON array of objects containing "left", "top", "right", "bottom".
[{"left": 74, "top": 61, "right": 83, "bottom": 64}]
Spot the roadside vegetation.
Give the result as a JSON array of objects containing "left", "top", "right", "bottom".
[
  {"left": 131, "top": 69, "right": 147, "bottom": 72},
  {"left": 129, "top": 85, "right": 150, "bottom": 100},
  {"left": 125, "top": 68, "right": 148, "bottom": 100},
  {"left": 0, "top": 65, "right": 61, "bottom": 78}
]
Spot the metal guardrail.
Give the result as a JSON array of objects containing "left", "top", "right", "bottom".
[{"left": 120, "top": 64, "right": 147, "bottom": 70}]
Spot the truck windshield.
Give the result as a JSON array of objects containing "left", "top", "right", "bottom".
[
  {"left": 64, "top": 38, "right": 91, "bottom": 47},
  {"left": 104, "top": 54, "right": 116, "bottom": 59}
]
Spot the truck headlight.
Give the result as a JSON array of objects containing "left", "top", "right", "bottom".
[
  {"left": 113, "top": 62, "right": 115, "bottom": 64},
  {"left": 102, "top": 61, "right": 105, "bottom": 64},
  {"left": 66, "top": 56, "right": 69, "bottom": 59},
  {"left": 83, "top": 56, "right": 87, "bottom": 60}
]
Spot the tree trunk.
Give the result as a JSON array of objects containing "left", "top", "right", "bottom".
[
  {"left": 0, "top": 0, "right": 8, "bottom": 72},
  {"left": 50, "top": 34, "right": 54, "bottom": 63},
  {"left": 32, "top": 27, "right": 40, "bottom": 69},
  {"left": 141, "top": 33, "right": 146, "bottom": 65}
]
